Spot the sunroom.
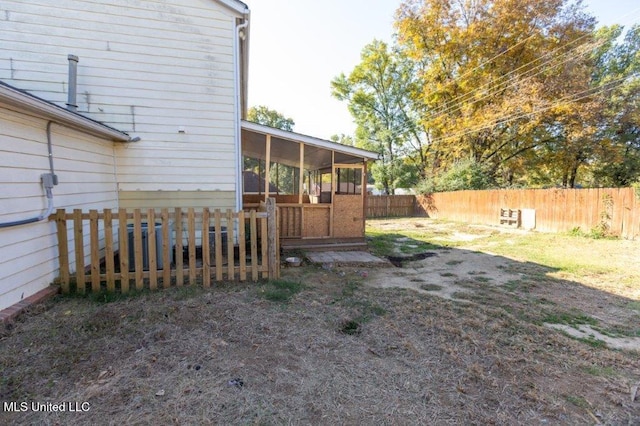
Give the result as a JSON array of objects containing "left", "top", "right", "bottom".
[{"left": 241, "top": 120, "right": 378, "bottom": 249}]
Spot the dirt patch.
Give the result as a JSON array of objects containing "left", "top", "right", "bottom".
[
  {"left": 367, "top": 218, "right": 640, "bottom": 353},
  {"left": 545, "top": 323, "right": 640, "bottom": 351},
  {"left": 372, "top": 249, "right": 518, "bottom": 301},
  {"left": 370, "top": 225, "right": 521, "bottom": 302}
]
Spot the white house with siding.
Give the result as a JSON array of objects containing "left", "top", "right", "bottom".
[
  {"left": 0, "top": 0, "right": 378, "bottom": 311},
  {"left": 0, "top": 82, "right": 130, "bottom": 309},
  {"left": 0, "top": 0, "right": 250, "bottom": 310}
]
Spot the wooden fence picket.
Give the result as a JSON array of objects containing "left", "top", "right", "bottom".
[
  {"left": 161, "top": 208, "right": 170, "bottom": 288},
  {"left": 238, "top": 210, "right": 246, "bottom": 281},
  {"left": 73, "top": 209, "right": 85, "bottom": 294},
  {"left": 202, "top": 208, "right": 210, "bottom": 287},
  {"left": 118, "top": 208, "right": 129, "bottom": 293},
  {"left": 89, "top": 209, "right": 100, "bottom": 292},
  {"left": 188, "top": 208, "right": 196, "bottom": 285},
  {"left": 226, "top": 209, "right": 234, "bottom": 280},
  {"left": 175, "top": 207, "right": 184, "bottom": 287},
  {"left": 104, "top": 209, "right": 115, "bottom": 292},
  {"left": 148, "top": 209, "right": 157, "bottom": 290},
  {"left": 214, "top": 209, "right": 223, "bottom": 282}
]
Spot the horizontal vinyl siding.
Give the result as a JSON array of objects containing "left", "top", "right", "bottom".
[
  {"left": 118, "top": 190, "right": 236, "bottom": 210},
  {"left": 0, "top": 105, "right": 118, "bottom": 310},
  {"left": 0, "top": 0, "right": 240, "bottom": 193}
]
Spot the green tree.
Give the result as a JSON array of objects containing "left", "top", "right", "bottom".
[
  {"left": 416, "top": 157, "right": 493, "bottom": 193},
  {"left": 330, "top": 134, "right": 356, "bottom": 146},
  {"left": 591, "top": 25, "right": 640, "bottom": 186},
  {"left": 247, "top": 105, "right": 295, "bottom": 131},
  {"left": 332, "top": 40, "right": 427, "bottom": 194},
  {"left": 245, "top": 106, "right": 297, "bottom": 193}
]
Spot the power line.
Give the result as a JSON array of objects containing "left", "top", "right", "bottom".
[
  {"left": 358, "top": 7, "right": 640, "bottom": 147},
  {"left": 420, "top": 7, "right": 640, "bottom": 124},
  {"left": 425, "top": 73, "right": 635, "bottom": 146},
  {"left": 426, "top": 37, "right": 604, "bottom": 125},
  {"left": 450, "top": 34, "right": 537, "bottom": 83}
]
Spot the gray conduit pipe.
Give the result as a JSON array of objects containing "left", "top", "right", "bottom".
[{"left": 0, "top": 121, "right": 58, "bottom": 228}]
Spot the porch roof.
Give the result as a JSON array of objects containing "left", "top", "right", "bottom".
[{"left": 241, "top": 120, "right": 378, "bottom": 170}]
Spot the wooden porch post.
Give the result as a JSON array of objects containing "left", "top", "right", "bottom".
[
  {"left": 362, "top": 160, "right": 368, "bottom": 230},
  {"left": 330, "top": 151, "right": 335, "bottom": 237},
  {"left": 298, "top": 142, "right": 304, "bottom": 204}
]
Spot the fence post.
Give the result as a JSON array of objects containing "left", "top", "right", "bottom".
[
  {"left": 250, "top": 210, "right": 258, "bottom": 281},
  {"left": 55, "top": 209, "right": 70, "bottom": 293},
  {"left": 266, "top": 198, "right": 279, "bottom": 279}
]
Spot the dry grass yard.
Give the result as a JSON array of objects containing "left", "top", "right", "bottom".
[{"left": 1, "top": 218, "right": 639, "bottom": 425}]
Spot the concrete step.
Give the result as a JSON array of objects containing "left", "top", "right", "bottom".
[{"left": 282, "top": 241, "right": 368, "bottom": 252}]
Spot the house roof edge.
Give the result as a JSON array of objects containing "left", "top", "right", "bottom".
[
  {"left": 215, "top": 0, "right": 249, "bottom": 15},
  {"left": 0, "top": 81, "right": 130, "bottom": 142}
]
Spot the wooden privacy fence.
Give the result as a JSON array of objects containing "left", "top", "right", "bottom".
[
  {"left": 366, "top": 188, "right": 640, "bottom": 240},
  {"left": 366, "top": 195, "right": 416, "bottom": 218},
  {"left": 414, "top": 187, "right": 640, "bottom": 240},
  {"left": 52, "top": 202, "right": 280, "bottom": 295}
]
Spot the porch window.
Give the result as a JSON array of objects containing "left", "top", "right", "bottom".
[
  {"left": 269, "top": 161, "right": 300, "bottom": 195},
  {"left": 336, "top": 167, "right": 362, "bottom": 195}
]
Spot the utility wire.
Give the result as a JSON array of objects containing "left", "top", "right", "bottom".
[
  {"left": 425, "top": 73, "right": 635, "bottom": 146},
  {"left": 421, "top": 7, "right": 640, "bottom": 124},
  {"left": 427, "top": 33, "right": 593, "bottom": 120},
  {"left": 359, "top": 7, "right": 640, "bottom": 146},
  {"left": 426, "top": 37, "right": 604, "bottom": 124}
]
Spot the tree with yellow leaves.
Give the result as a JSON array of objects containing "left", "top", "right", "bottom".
[{"left": 396, "top": 0, "right": 599, "bottom": 187}]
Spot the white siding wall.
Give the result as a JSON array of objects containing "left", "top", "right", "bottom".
[
  {"left": 0, "top": 0, "right": 240, "bottom": 193},
  {"left": 0, "top": 105, "right": 119, "bottom": 310}
]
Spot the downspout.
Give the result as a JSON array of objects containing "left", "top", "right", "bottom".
[
  {"left": 233, "top": 15, "right": 249, "bottom": 212},
  {"left": 0, "top": 121, "right": 58, "bottom": 228}
]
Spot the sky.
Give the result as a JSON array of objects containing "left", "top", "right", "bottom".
[{"left": 246, "top": 0, "right": 640, "bottom": 140}]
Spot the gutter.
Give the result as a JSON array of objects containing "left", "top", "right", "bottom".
[
  {"left": 0, "top": 82, "right": 130, "bottom": 142},
  {"left": 233, "top": 12, "right": 250, "bottom": 211}
]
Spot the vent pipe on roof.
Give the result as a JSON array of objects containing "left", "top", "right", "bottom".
[{"left": 66, "top": 54, "right": 79, "bottom": 112}]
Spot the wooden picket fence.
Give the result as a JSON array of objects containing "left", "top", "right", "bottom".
[{"left": 52, "top": 201, "right": 280, "bottom": 295}]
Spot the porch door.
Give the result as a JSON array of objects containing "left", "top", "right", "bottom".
[{"left": 332, "top": 164, "right": 365, "bottom": 238}]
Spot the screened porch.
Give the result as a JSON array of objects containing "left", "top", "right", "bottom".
[{"left": 241, "top": 121, "right": 378, "bottom": 245}]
